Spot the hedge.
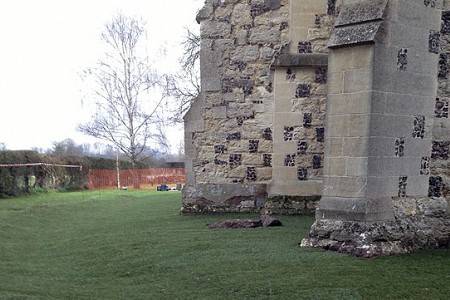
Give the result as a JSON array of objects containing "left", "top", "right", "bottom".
[{"left": 0, "top": 151, "right": 158, "bottom": 197}]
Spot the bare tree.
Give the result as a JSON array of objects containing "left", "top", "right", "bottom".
[
  {"left": 49, "top": 139, "right": 87, "bottom": 156},
  {"left": 78, "top": 14, "right": 167, "bottom": 170},
  {"left": 163, "top": 28, "right": 200, "bottom": 123}
]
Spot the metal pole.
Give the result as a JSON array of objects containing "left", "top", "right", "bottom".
[{"left": 116, "top": 151, "right": 121, "bottom": 190}]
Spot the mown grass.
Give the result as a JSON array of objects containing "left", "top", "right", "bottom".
[{"left": 0, "top": 190, "right": 449, "bottom": 300}]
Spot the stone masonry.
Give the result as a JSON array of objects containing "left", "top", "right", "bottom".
[
  {"left": 184, "top": 0, "right": 450, "bottom": 256},
  {"left": 184, "top": 0, "right": 334, "bottom": 214}
]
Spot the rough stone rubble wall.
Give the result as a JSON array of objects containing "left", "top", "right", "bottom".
[
  {"left": 183, "top": 0, "right": 340, "bottom": 213},
  {"left": 191, "top": 0, "right": 290, "bottom": 185},
  {"left": 184, "top": 0, "right": 450, "bottom": 226}
]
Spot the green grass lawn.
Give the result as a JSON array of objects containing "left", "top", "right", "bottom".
[{"left": 0, "top": 190, "right": 449, "bottom": 300}]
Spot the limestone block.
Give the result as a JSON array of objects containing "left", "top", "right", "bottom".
[
  {"left": 214, "top": 39, "right": 235, "bottom": 54},
  {"left": 231, "top": 3, "right": 252, "bottom": 26},
  {"left": 322, "top": 176, "right": 367, "bottom": 198},
  {"left": 200, "top": 21, "right": 232, "bottom": 39},
  {"left": 370, "top": 91, "right": 386, "bottom": 114},
  {"left": 231, "top": 45, "right": 260, "bottom": 63},
  {"left": 260, "top": 47, "right": 275, "bottom": 61},
  {"left": 274, "top": 86, "right": 296, "bottom": 110},
  {"left": 296, "top": 127, "right": 318, "bottom": 141},
  {"left": 223, "top": 92, "right": 245, "bottom": 103},
  {"left": 252, "top": 114, "right": 274, "bottom": 130},
  {"left": 342, "top": 137, "right": 369, "bottom": 157},
  {"left": 269, "top": 180, "right": 323, "bottom": 196},
  {"left": 273, "top": 140, "right": 296, "bottom": 154},
  {"left": 343, "top": 69, "right": 373, "bottom": 93},
  {"left": 346, "top": 157, "right": 368, "bottom": 176},
  {"left": 397, "top": 0, "right": 442, "bottom": 31},
  {"left": 289, "top": 28, "right": 309, "bottom": 47},
  {"left": 196, "top": 4, "right": 213, "bottom": 24},
  {"left": 227, "top": 102, "right": 254, "bottom": 118},
  {"left": 272, "top": 166, "right": 297, "bottom": 181},
  {"left": 257, "top": 167, "right": 273, "bottom": 181},
  {"left": 327, "top": 71, "right": 344, "bottom": 94},
  {"left": 346, "top": 92, "right": 372, "bottom": 114},
  {"left": 235, "top": 32, "right": 249, "bottom": 47},
  {"left": 385, "top": 93, "right": 435, "bottom": 116},
  {"left": 405, "top": 49, "right": 442, "bottom": 77},
  {"left": 249, "top": 26, "right": 281, "bottom": 44},
  {"left": 229, "top": 165, "right": 247, "bottom": 178},
  {"left": 324, "top": 157, "right": 347, "bottom": 176},
  {"left": 211, "top": 105, "right": 228, "bottom": 119},
  {"left": 403, "top": 137, "right": 433, "bottom": 158},
  {"left": 291, "top": 98, "right": 324, "bottom": 114},
  {"left": 253, "top": 15, "right": 271, "bottom": 27},
  {"left": 311, "top": 83, "right": 328, "bottom": 96},
  {"left": 328, "top": 47, "right": 353, "bottom": 72},
  {"left": 351, "top": 44, "right": 374, "bottom": 69},
  {"left": 347, "top": 114, "right": 370, "bottom": 137},
  {"left": 243, "top": 153, "right": 262, "bottom": 165},
  {"left": 326, "top": 115, "right": 350, "bottom": 137},
  {"left": 407, "top": 176, "right": 431, "bottom": 197},
  {"left": 324, "top": 137, "right": 343, "bottom": 156},
  {"left": 364, "top": 176, "right": 397, "bottom": 198},
  {"left": 273, "top": 112, "right": 303, "bottom": 127},
  {"left": 201, "top": 50, "right": 222, "bottom": 92},
  {"left": 369, "top": 114, "right": 415, "bottom": 138},
  {"left": 389, "top": 23, "right": 432, "bottom": 53},
  {"left": 259, "top": 140, "right": 273, "bottom": 152},
  {"left": 367, "top": 137, "right": 397, "bottom": 157},
  {"left": 228, "top": 140, "right": 247, "bottom": 152},
  {"left": 291, "top": 13, "right": 316, "bottom": 29},
  {"left": 308, "top": 27, "right": 331, "bottom": 41},
  {"left": 204, "top": 93, "right": 225, "bottom": 107},
  {"left": 326, "top": 94, "right": 348, "bottom": 115},
  {"left": 292, "top": 0, "right": 327, "bottom": 14},
  {"left": 367, "top": 157, "right": 422, "bottom": 177}
]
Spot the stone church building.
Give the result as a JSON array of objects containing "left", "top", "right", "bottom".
[{"left": 183, "top": 0, "right": 450, "bottom": 256}]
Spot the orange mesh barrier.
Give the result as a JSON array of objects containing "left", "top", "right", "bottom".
[{"left": 88, "top": 168, "right": 185, "bottom": 190}]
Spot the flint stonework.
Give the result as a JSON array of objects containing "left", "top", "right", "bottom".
[{"left": 184, "top": 0, "right": 450, "bottom": 257}]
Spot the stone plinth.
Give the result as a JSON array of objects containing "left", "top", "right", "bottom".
[{"left": 303, "top": 0, "right": 449, "bottom": 256}]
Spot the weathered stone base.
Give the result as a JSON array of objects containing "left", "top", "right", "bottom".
[
  {"left": 301, "top": 198, "right": 450, "bottom": 258},
  {"left": 181, "top": 184, "right": 320, "bottom": 214},
  {"left": 263, "top": 195, "right": 320, "bottom": 215},
  {"left": 181, "top": 183, "right": 267, "bottom": 214}
]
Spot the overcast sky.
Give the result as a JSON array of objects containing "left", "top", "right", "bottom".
[{"left": 0, "top": 0, "right": 202, "bottom": 152}]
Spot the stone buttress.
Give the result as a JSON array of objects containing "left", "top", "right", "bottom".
[
  {"left": 302, "top": 0, "right": 450, "bottom": 257},
  {"left": 183, "top": 0, "right": 449, "bottom": 256}
]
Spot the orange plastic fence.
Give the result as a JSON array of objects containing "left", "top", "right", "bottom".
[{"left": 88, "top": 168, "right": 185, "bottom": 190}]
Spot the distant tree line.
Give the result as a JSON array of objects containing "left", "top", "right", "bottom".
[{"left": 0, "top": 140, "right": 181, "bottom": 197}]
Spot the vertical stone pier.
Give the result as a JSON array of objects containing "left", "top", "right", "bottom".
[
  {"left": 184, "top": 0, "right": 449, "bottom": 256},
  {"left": 302, "top": 0, "right": 445, "bottom": 256}
]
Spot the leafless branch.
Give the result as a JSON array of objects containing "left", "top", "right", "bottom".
[{"left": 78, "top": 14, "right": 168, "bottom": 167}]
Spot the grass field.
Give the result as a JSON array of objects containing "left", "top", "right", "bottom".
[{"left": 0, "top": 190, "right": 449, "bottom": 300}]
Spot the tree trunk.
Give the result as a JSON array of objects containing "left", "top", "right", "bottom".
[{"left": 131, "top": 160, "right": 140, "bottom": 189}]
